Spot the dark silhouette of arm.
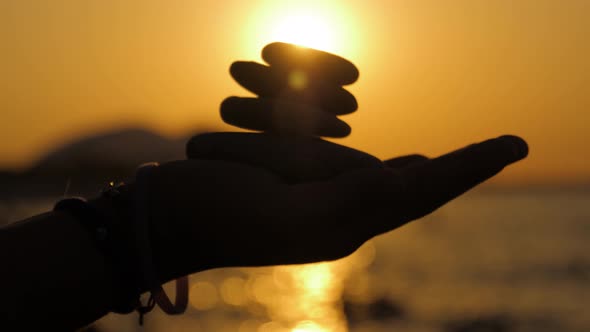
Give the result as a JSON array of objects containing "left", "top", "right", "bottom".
[
  {"left": 1, "top": 206, "right": 117, "bottom": 330},
  {"left": 0, "top": 134, "right": 527, "bottom": 330}
]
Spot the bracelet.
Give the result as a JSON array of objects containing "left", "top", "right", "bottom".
[
  {"left": 134, "top": 163, "right": 188, "bottom": 323},
  {"left": 54, "top": 164, "right": 188, "bottom": 325},
  {"left": 53, "top": 188, "right": 140, "bottom": 314}
]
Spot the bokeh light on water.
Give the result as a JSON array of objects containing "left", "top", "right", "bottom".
[
  {"left": 190, "top": 281, "right": 219, "bottom": 310},
  {"left": 220, "top": 277, "right": 248, "bottom": 306},
  {"left": 180, "top": 241, "right": 376, "bottom": 332}
]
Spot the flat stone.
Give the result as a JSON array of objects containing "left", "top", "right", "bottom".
[
  {"left": 262, "top": 42, "right": 359, "bottom": 85},
  {"left": 220, "top": 97, "right": 351, "bottom": 138},
  {"left": 186, "top": 132, "right": 382, "bottom": 183},
  {"left": 230, "top": 61, "right": 357, "bottom": 115}
]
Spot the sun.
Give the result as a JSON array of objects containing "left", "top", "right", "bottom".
[
  {"left": 269, "top": 11, "right": 336, "bottom": 53},
  {"left": 243, "top": 0, "right": 358, "bottom": 59}
]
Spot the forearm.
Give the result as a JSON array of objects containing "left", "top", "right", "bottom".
[{"left": 0, "top": 210, "right": 115, "bottom": 330}]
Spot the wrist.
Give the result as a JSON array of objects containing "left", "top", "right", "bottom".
[
  {"left": 90, "top": 182, "right": 177, "bottom": 290},
  {"left": 84, "top": 182, "right": 144, "bottom": 313}
]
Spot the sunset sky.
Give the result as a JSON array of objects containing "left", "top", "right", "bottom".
[{"left": 1, "top": 0, "right": 588, "bottom": 185}]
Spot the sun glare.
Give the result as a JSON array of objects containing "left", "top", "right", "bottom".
[
  {"left": 244, "top": 0, "right": 358, "bottom": 59},
  {"left": 270, "top": 13, "right": 336, "bottom": 53}
]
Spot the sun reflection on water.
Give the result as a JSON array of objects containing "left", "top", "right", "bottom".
[
  {"left": 252, "top": 241, "right": 375, "bottom": 332},
  {"left": 184, "top": 241, "right": 376, "bottom": 332},
  {"left": 296, "top": 264, "right": 333, "bottom": 297},
  {"left": 292, "top": 320, "right": 329, "bottom": 332}
]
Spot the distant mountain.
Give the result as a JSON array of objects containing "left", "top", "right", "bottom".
[
  {"left": 1, "top": 127, "right": 209, "bottom": 198},
  {"left": 30, "top": 128, "right": 187, "bottom": 174}
]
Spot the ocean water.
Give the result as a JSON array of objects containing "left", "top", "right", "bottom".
[{"left": 2, "top": 188, "right": 589, "bottom": 332}]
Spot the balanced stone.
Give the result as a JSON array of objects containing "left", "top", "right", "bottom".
[
  {"left": 220, "top": 97, "right": 351, "bottom": 138},
  {"left": 230, "top": 61, "right": 357, "bottom": 115},
  {"left": 221, "top": 42, "right": 359, "bottom": 138},
  {"left": 262, "top": 42, "right": 359, "bottom": 86},
  {"left": 186, "top": 132, "right": 383, "bottom": 183}
]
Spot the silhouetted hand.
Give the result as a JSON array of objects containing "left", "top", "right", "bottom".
[
  {"left": 147, "top": 43, "right": 528, "bottom": 283},
  {"left": 145, "top": 133, "right": 528, "bottom": 283}
]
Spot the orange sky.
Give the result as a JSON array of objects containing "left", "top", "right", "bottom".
[{"left": 1, "top": 0, "right": 589, "bottom": 185}]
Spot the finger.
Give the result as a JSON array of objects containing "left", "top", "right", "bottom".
[
  {"left": 186, "top": 132, "right": 382, "bottom": 182},
  {"left": 384, "top": 154, "right": 429, "bottom": 169},
  {"left": 220, "top": 97, "right": 351, "bottom": 138},
  {"left": 230, "top": 61, "right": 357, "bottom": 115},
  {"left": 277, "top": 136, "right": 527, "bottom": 239},
  {"left": 262, "top": 42, "right": 359, "bottom": 85},
  {"left": 397, "top": 135, "right": 529, "bottom": 220}
]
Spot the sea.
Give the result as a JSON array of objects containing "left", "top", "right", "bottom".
[{"left": 1, "top": 188, "right": 588, "bottom": 332}]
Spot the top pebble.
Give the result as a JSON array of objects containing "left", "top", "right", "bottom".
[{"left": 262, "top": 42, "right": 359, "bottom": 86}]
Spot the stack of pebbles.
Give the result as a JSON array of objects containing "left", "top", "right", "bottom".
[{"left": 221, "top": 42, "right": 359, "bottom": 138}]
